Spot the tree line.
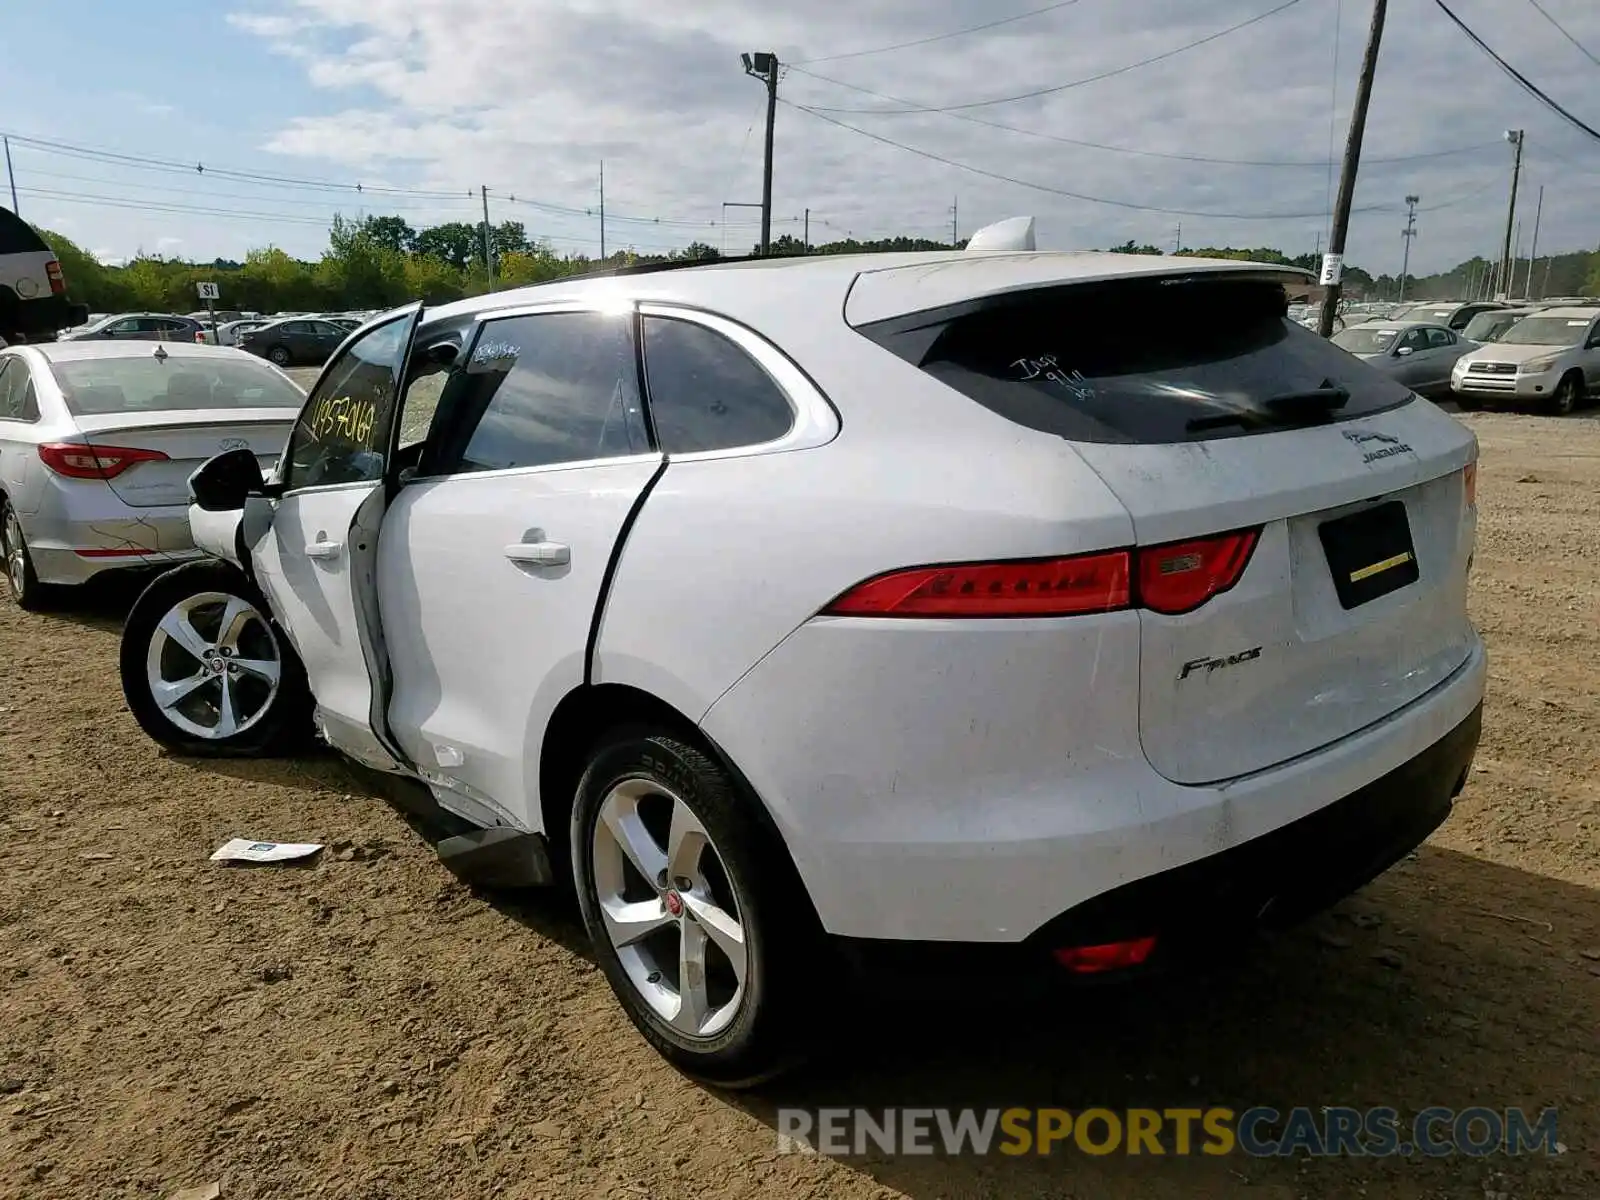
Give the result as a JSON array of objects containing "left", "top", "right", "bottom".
[{"left": 32, "top": 213, "right": 1600, "bottom": 317}]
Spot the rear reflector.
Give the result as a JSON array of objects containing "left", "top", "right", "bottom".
[
  {"left": 38, "top": 442, "right": 170, "bottom": 480},
  {"left": 825, "top": 528, "right": 1259, "bottom": 620},
  {"left": 1135, "top": 528, "right": 1259, "bottom": 616},
  {"left": 823, "top": 551, "right": 1131, "bottom": 618},
  {"left": 1053, "top": 936, "right": 1158, "bottom": 974},
  {"left": 45, "top": 260, "right": 66, "bottom": 295},
  {"left": 74, "top": 547, "right": 155, "bottom": 559}
]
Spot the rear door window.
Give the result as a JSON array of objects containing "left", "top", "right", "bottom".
[
  {"left": 424, "top": 311, "right": 648, "bottom": 475},
  {"left": 855, "top": 277, "right": 1414, "bottom": 444},
  {"left": 0, "top": 358, "right": 32, "bottom": 420},
  {"left": 641, "top": 316, "right": 794, "bottom": 453}
]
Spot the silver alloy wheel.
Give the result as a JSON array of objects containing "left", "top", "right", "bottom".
[
  {"left": 3, "top": 508, "right": 25, "bottom": 597},
  {"left": 145, "top": 590, "right": 282, "bottom": 739},
  {"left": 592, "top": 777, "right": 749, "bottom": 1040}
]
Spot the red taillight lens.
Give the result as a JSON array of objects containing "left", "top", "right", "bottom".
[
  {"left": 1135, "top": 529, "right": 1259, "bottom": 616},
  {"left": 45, "top": 260, "right": 65, "bottom": 294},
  {"left": 1463, "top": 462, "right": 1477, "bottom": 507},
  {"left": 38, "top": 442, "right": 169, "bottom": 480},
  {"left": 1053, "top": 936, "right": 1158, "bottom": 974},
  {"left": 824, "top": 550, "right": 1132, "bottom": 618}
]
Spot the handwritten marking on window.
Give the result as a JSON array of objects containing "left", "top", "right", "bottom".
[
  {"left": 1012, "top": 354, "right": 1094, "bottom": 400},
  {"left": 308, "top": 393, "right": 378, "bottom": 448}
]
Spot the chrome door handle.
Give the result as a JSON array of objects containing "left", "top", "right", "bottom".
[
  {"left": 304, "top": 537, "right": 342, "bottom": 560},
  {"left": 504, "top": 540, "right": 570, "bottom": 566}
]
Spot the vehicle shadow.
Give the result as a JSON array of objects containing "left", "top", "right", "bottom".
[
  {"left": 726, "top": 847, "right": 1598, "bottom": 1200},
  {"left": 30, "top": 568, "right": 153, "bottom": 634}
]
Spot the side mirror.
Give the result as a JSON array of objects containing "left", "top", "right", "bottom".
[
  {"left": 1396, "top": 346, "right": 1414, "bottom": 357},
  {"left": 189, "top": 447, "right": 267, "bottom": 511}
]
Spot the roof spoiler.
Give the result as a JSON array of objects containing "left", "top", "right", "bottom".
[{"left": 965, "top": 216, "right": 1036, "bottom": 252}]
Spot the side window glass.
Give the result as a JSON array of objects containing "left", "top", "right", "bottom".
[
  {"left": 641, "top": 316, "right": 795, "bottom": 453},
  {"left": 431, "top": 312, "right": 647, "bottom": 475},
  {"left": 1427, "top": 328, "right": 1452, "bottom": 348},
  {"left": 284, "top": 321, "right": 312, "bottom": 336},
  {"left": 18, "top": 378, "right": 39, "bottom": 422},
  {"left": 0, "top": 359, "right": 22, "bottom": 419},
  {"left": 282, "top": 315, "right": 411, "bottom": 491},
  {"left": 110, "top": 319, "right": 140, "bottom": 335},
  {"left": 1399, "top": 329, "right": 1427, "bottom": 353}
]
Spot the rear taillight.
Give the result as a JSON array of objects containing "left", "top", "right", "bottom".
[
  {"left": 195, "top": 330, "right": 208, "bottom": 343},
  {"left": 38, "top": 442, "right": 169, "bottom": 480},
  {"left": 823, "top": 551, "right": 1131, "bottom": 618},
  {"left": 825, "top": 529, "right": 1259, "bottom": 620},
  {"left": 1463, "top": 462, "right": 1477, "bottom": 507},
  {"left": 1053, "top": 936, "right": 1158, "bottom": 974},
  {"left": 1135, "top": 528, "right": 1259, "bottom": 616},
  {"left": 45, "top": 260, "right": 65, "bottom": 294}
]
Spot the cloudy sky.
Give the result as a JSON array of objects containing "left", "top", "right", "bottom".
[{"left": 4, "top": 0, "right": 1599, "bottom": 276}]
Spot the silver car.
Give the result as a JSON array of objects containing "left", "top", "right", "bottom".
[
  {"left": 0, "top": 340, "right": 303, "bottom": 609},
  {"left": 1329, "top": 320, "right": 1470, "bottom": 398}
]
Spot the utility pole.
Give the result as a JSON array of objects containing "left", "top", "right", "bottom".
[
  {"left": 1541, "top": 256, "right": 1553, "bottom": 300},
  {"left": 1174, "top": 220, "right": 1182, "bottom": 254},
  {"left": 803, "top": 208, "right": 809, "bottom": 252},
  {"left": 1399, "top": 194, "right": 1419, "bottom": 303},
  {"left": 742, "top": 51, "right": 779, "bottom": 255},
  {"left": 1497, "top": 130, "right": 1524, "bottom": 302},
  {"left": 1524, "top": 184, "right": 1544, "bottom": 300},
  {"left": 951, "top": 196, "right": 958, "bottom": 247},
  {"left": 480, "top": 185, "right": 495, "bottom": 289},
  {"left": 3, "top": 136, "right": 16, "bottom": 215},
  {"left": 1319, "top": 0, "right": 1388, "bottom": 338}
]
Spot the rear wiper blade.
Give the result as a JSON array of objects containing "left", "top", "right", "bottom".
[{"left": 1263, "top": 381, "right": 1351, "bottom": 413}]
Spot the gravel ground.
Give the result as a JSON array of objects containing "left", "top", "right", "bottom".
[{"left": 0, "top": 407, "right": 1596, "bottom": 1200}]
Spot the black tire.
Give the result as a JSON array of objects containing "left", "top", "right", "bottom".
[
  {"left": 1550, "top": 373, "right": 1582, "bottom": 416},
  {"left": 120, "top": 561, "right": 313, "bottom": 756},
  {"left": 571, "top": 729, "right": 822, "bottom": 1087},
  {"left": 1, "top": 499, "right": 57, "bottom": 612},
  {"left": 266, "top": 345, "right": 291, "bottom": 367}
]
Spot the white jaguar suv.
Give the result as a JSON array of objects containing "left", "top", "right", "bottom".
[{"left": 117, "top": 232, "right": 1485, "bottom": 1084}]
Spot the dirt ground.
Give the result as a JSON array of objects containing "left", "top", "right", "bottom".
[{"left": 1, "top": 407, "right": 1596, "bottom": 1200}]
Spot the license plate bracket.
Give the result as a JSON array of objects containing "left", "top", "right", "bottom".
[{"left": 1318, "top": 500, "right": 1419, "bottom": 610}]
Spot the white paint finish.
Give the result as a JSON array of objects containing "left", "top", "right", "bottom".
[
  {"left": 379, "top": 455, "right": 662, "bottom": 830},
  {"left": 1069, "top": 400, "right": 1478, "bottom": 783},
  {"left": 188, "top": 504, "right": 243, "bottom": 567},
  {"left": 703, "top": 623, "right": 1485, "bottom": 943},
  {"left": 594, "top": 404, "right": 1135, "bottom": 725},
  {"left": 249, "top": 482, "right": 384, "bottom": 752}
]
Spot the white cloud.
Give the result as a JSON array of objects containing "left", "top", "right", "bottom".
[{"left": 225, "top": 0, "right": 1600, "bottom": 271}]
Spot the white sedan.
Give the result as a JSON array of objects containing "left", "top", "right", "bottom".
[
  {"left": 116, "top": 233, "right": 1486, "bottom": 1084},
  {"left": 0, "top": 340, "right": 303, "bottom": 609}
]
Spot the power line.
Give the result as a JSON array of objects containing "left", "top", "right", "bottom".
[
  {"left": 1526, "top": 0, "right": 1600, "bottom": 68},
  {"left": 784, "top": 98, "right": 1405, "bottom": 220},
  {"left": 807, "top": 0, "right": 1307, "bottom": 114},
  {"left": 792, "top": 0, "right": 1085, "bottom": 66},
  {"left": 15, "top": 164, "right": 483, "bottom": 213},
  {"left": 786, "top": 63, "right": 1496, "bottom": 168},
  {"left": 1431, "top": 0, "right": 1600, "bottom": 141}
]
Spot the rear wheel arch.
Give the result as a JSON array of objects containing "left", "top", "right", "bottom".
[{"left": 537, "top": 683, "right": 816, "bottom": 914}]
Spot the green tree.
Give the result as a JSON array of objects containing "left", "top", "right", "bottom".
[
  {"left": 491, "top": 221, "right": 529, "bottom": 257},
  {"left": 318, "top": 214, "right": 407, "bottom": 308},
  {"left": 414, "top": 222, "right": 481, "bottom": 271},
  {"left": 359, "top": 215, "right": 417, "bottom": 255}
]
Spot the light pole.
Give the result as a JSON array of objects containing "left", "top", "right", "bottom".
[
  {"left": 1399, "top": 194, "right": 1419, "bottom": 303},
  {"left": 1498, "top": 130, "right": 1524, "bottom": 302},
  {"left": 741, "top": 51, "right": 779, "bottom": 256}
]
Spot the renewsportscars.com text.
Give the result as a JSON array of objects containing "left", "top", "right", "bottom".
[{"left": 776, "top": 1106, "right": 1562, "bottom": 1158}]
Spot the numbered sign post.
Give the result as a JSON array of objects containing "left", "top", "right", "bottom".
[{"left": 196, "top": 281, "right": 220, "bottom": 342}]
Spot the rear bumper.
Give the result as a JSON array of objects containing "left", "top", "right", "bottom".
[
  {"left": 22, "top": 491, "right": 200, "bottom": 586},
  {"left": 837, "top": 701, "right": 1481, "bottom": 980},
  {"left": 706, "top": 620, "right": 1486, "bottom": 944}
]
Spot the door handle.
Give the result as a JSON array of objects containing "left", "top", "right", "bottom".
[
  {"left": 304, "top": 537, "right": 342, "bottom": 560},
  {"left": 504, "top": 540, "right": 570, "bottom": 566}
]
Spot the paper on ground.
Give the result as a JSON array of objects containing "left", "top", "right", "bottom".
[{"left": 210, "top": 838, "right": 323, "bottom": 864}]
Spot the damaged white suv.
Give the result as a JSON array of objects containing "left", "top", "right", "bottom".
[{"left": 118, "top": 235, "right": 1485, "bottom": 1084}]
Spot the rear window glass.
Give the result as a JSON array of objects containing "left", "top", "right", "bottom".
[
  {"left": 856, "top": 278, "right": 1414, "bottom": 444},
  {"left": 1331, "top": 327, "right": 1399, "bottom": 354},
  {"left": 49, "top": 355, "right": 306, "bottom": 416}
]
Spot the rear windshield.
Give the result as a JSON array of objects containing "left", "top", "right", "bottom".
[
  {"left": 1498, "top": 316, "right": 1596, "bottom": 346},
  {"left": 1331, "top": 327, "right": 1399, "bottom": 355},
  {"left": 50, "top": 355, "right": 306, "bottom": 416},
  {"left": 856, "top": 277, "right": 1414, "bottom": 444}
]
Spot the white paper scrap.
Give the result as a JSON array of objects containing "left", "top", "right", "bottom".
[{"left": 210, "top": 838, "right": 323, "bottom": 864}]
